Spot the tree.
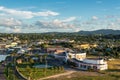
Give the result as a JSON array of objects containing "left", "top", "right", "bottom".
[
  {"left": 10, "top": 51, "right": 17, "bottom": 67},
  {"left": 61, "top": 66, "right": 64, "bottom": 72},
  {"left": 43, "top": 54, "right": 48, "bottom": 69},
  {"left": 24, "top": 54, "right": 30, "bottom": 63},
  {"left": 30, "top": 58, "right": 34, "bottom": 65},
  {"left": 40, "top": 55, "right": 43, "bottom": 63}
]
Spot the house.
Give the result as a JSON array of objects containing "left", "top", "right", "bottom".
[
  {"left": 5, "top": 45, "right": 11, "bottom": 48},
  {"left": 74, "top": 43, "right": 98, "bottom": 49},
  {"left": 17, "top": 59, "right": 22, "bottom": 64},
  {"left": 0, "top": 43, "right": 6, "bottom": 49},
  {"left": 51, "top": 39, "right": 74, "bottom": 43},
  {"left": 17, "top": 49, "right": 25, "bottom": 54},
  {"left": 80, "top": 44, "right": 90, "bottom": 49},
  {"left": 90, "top": 44, "right": 98, "bottom": 48},
  {"left": 10, "top": 42, "right": 18, "bottom": 47},
  {"left": 35, "top": 41, "right": 45, "bottom": 45},
  {"left": 47, "top": 47, "right": 73, "bottom": 54},
  {"left": 46, "top": 47, "right": 65, "bottom": 54}
]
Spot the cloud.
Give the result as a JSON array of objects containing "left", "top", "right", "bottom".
[
  {"left": 62, "top": 17, "right": 76, "bottom": 22},
  {"left": 0, "top": 13, "right": 6, "bottom": 16},
  {"left": 0, "top": 6, "right": 59, "bottom": 19},
  {"left": 13, "top": 28, "right": 21, "bottom": 33},
  {"left": 35, "top": 17, "right": 76, "bottom": 29},
  {"left": 92, "top": 16, "right": 99, "bottom": 20},
  {"left": 105, "top": 15, "right": 116, "bottom": 19},
  {"left": 0, "top": 18, "right": 22, "bottom": 27}
]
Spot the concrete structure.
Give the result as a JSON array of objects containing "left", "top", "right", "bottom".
[
  {"left": 54, "top": 52, "right": 68, "bottom": 63},
  {"left": 52, "top": 49, "right": 107, "bottom": 71},
  {"left": 68, "top": 52, "right": 86, "bottom": 61},
  {"left": 70, "top": 58, "right": 108, "bottom": 71}
]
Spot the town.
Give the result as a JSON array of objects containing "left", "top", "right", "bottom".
[{"left": 0, "top": 33, "right": 120, "bottom": 80}]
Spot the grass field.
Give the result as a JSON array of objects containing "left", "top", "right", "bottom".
[
  {"left": 47, "top": 59, "right": 120, "bottom": 80},
  {"left": 17, "top": 63, "right": 65, "bottom": 80},
  {"left": 16, "top": 59, "right": 120, "bottom": 80}
]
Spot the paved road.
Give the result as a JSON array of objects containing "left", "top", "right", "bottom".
[{"left": 0, "top": 65, "right": 6, "bottom": 80}]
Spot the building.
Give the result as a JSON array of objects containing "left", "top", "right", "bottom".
[
  {"left": 51, "top": 49, "right": 108, "bottom": 71},
  {"left": 74, "top": 43, "right": 98, "bottom": 49},
  {"left": 46, "top": 47, "right": 72, "bottom": 54},
  {"left": 17, "top": 49, "right": 25, "bottom": 54},
  {"left": 68, "top": 52, "right": 86, "bottom": 61},
  {"left": 0, "top": 44, "right": 6, "bottom": 49},
  {"left": 10, "top": 42, "right": 18, "bottom": 47},
  {"left": 17, "top": 59, "right": 22, "bottom": 64},
  {"left": 70, "top": 58, "right": 108, "bottom": 71},
  {"left": 54, "top": 52, "right": 68, "bottom": 63},
  {"left": 51, "top": 39, "right": 74, "bottom": 43}
]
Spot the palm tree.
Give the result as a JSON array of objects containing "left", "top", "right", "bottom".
[
  {"left": 44, "top": 54, "right": 48, "bottom": 69},
  {"left": 10, "top": 51, "right": 17, "bottom": 67},
  {"left": 33, "top": 68, "right": 37, "bottom": 80},
  {"left": 40, "top": 55, "right": 43, "bottom": 63},
  {"left": 26, "top": 65, "right": 32, "bottom": 80},
  {"left": 24, "top": 54, "right": 30, "bottom": 64},
  {"left": 30, "top": 58, "right": 34, "bottom": 65},
  {"left": 43, "top": 54, "right": 48, "bottom": 76}
]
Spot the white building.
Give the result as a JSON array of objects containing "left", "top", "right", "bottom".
[
  {"left": 68, "top": 52, "right": 86, "bottom": 61},
  {"left": 17, "top": 49, "right": 25, "bottom": 54},
  {"left": 70, "top": 58, "right": 108, "bottom": 71},
  {"left": 82, "top": 58, "right": 108, "bottom": 70},
  {"left": 53, "top": 51, "right": 108, "bottom": 71}
]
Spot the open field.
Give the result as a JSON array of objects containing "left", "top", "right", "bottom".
[
  {"left": 17, "top": 63, "right": 65, "bottom": 80},
  {"left": 45, "top": 59, "right": 120, "bottom": 80}
]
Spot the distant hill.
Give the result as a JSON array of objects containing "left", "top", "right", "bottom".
[{"left": 77, "top": 29, "right": 120, "bottom": 35}]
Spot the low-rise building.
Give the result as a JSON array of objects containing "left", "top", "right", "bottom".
[
  {"left": 17, "top": 59, "right": 22, "bottom": 64},
  {"left": 68, "top": 52, "right": 86, "bottom": 61},
  {"left": 10, "top": 42, "right": 18, "bottom": 47},
  {"left": 70, "top": 58, "right": 108, "bottom": 71},
  {"left": 0, "top": 43, "right": 6, "bottom": 49}
]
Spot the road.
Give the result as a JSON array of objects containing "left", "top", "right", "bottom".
[{"left": 38, "top": 70, "right": 76, "bottom": 80}]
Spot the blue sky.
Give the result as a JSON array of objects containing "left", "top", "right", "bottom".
[{"left": 0, "top": 0, "right": 120, "bottom": 33}]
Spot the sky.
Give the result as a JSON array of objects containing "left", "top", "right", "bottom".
[{"left": 0, "top": 0, "right": 120, "bottom": 33}]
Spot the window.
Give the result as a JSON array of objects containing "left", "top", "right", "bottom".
[{"left": 83, "top": 65, "right": 86, "bottom": 68}]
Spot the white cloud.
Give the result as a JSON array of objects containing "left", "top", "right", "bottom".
[
  {"left": 62, "top": 17, "right": 76, "bottom": 22},
  {"left": 0, "top": 6, "right": 4, "bottom": 10},
  {"left": 35, "top": 17, "right": 77, "bottom": 29},
  {"left": 35, "top": 11, "right": 59, "bottom": 17},
  {"left": 0, "top": 18, "right": 22, "bottom": 27},
  {"left": 92, "top": 16, "right": 99, "bottom": 20},
  {"left": 0, "top": 13, "right": 5, "bottom": 16},
  {"left": 0, "top": 6, "right": 59, "bottom": 19},
  {"left": 13, "top": 28, "right": 21, "bottom": 33}
]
